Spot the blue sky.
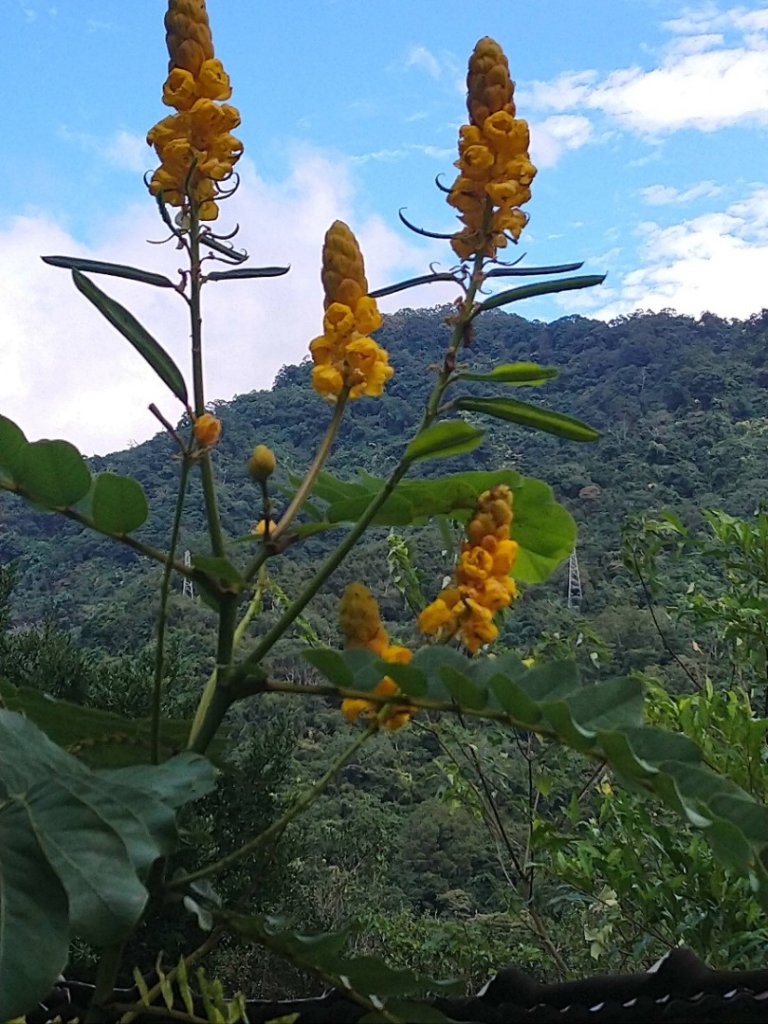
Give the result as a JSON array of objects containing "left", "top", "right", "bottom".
[{"left": 3, "top": 0, "right": 768, "bottom": 453}]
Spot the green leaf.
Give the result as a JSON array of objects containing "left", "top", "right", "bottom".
[
  {"left": 0, "top": 711, "right": 215, "bottom": 1012},
  {"left": 403, "top": 421, "right": 484, "bottom": 463},
  {"left": 0, "top": 678, "right": 223, "bottom": 768},
  {"left": 90, "top": 472, "right": 149, "bottom": 534},
  {"left": 311, "top": 470, "right": 576, "bottom": 584},
  {"left": 488, "top": 676, "right": 542, "bottom": 724},
  {"left": 472, "top": 274, "right": 606, "bottom": 314},
  {"left": 302, "top": 649, "right": 355, "bottom": 688},
  {"left": 72, "top": 270, "right": 188, "bottom": 405},
  {"left": 0, "top": 415, "right": 27, "bottom": 482},
  {"left": 205, "top": 266, "right": 289, "bottom": 280},
  {"left": 191, "top": 555, "right": 245, "bottom": 592},
  {"left": 379, "top": 662, "right": 427, "bottom": 698},
  {"left": 438, "top": 665, "right": 487, "bottom": 709},
  {"left": 0, "top": 799, "right": 70, "bottom": 1018},
  {"left": 454, "top": 396, "right": 600, "bottom": 443},
  {"left": 13, "top": 439, "right": 91, "bottom": 508},
  {"left": 42, "top": 256, "right": 175, "bottom": 288},
  {"left": 457, "top": 362, "right": 558, "bottom": 386}
]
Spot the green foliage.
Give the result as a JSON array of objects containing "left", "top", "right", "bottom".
[{"left": 0, "top": 710, "right": 215, "bottom": 1015}]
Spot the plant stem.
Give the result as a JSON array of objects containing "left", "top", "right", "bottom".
[
  {"left": 188, "top": 204, "right": 225, "bottom": 558},
  {"left": 187, "top": 572, "right": 266, "bottom": 748},
  {"left": 270, "top": 387, "right": 349, "bottom": 545},
  {"left": 86, "top": 941, "right": 125, "bottom": 1023},
  {"left": 151, "top": 458, "right": 191, "bottom": 763},
  {"left": 174, "top": 724, "right": 376, "bottom": 888}
]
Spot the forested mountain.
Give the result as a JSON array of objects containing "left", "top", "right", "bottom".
[
  {"left": 4, "top": 306, "right": 768, "bottom": 663},
  {"left": 4, "top": 305, "right": 768, "bottom": 991}
]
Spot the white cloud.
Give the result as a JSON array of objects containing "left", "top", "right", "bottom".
[
  {"left": 527, "top": 8, "right": 768, "bottom": 136},
  {"left": 405, "top": 45, "right": 442, "bottom": 79},
  {"left": 0, "top": 149, "right": 457, "bottom": 456},
  {"left": 640, "top": 180, "right": 723, "bottom": 204},
  {"left": 530, "top": 115, "right": 595, "bottom": 168},
  {"left": 58, "top": 126, "right": 148, "bottom": 173},
  {"left": 569, "top": 186, "right": 768, "bottom": 320}
]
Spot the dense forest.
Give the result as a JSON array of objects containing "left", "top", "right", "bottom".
[{"left": 4, "top": 305, "right": 768, "bottom": 997}]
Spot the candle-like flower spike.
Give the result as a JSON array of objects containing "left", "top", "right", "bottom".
[
  {"left": 339, "top": 583, "right": 412, "bottom": 731},
  {"left": 309, "top": 221, "right": 393, "bottom": 400},
  {"left": 420, "top": 485, "right": 518, "bottom": 654},
  {"left": 448, "top": 38, "right": 536, "bottom": 261},
  {"left": 148, "top": 0, "right": 242, "bottom": 221}
]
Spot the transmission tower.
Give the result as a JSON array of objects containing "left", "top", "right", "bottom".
[
  {"left": 567, "top": 549, "right": 582, "bottom": 610},
  {"left": 182, "top": 549, "right": 195, "bottom": 600}
]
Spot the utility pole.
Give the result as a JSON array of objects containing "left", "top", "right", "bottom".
[
  {"left": 567, "top": 549, "right": 582, "bottom": 610},
  {"left": 182, "top": 549, "right": 194, "bottom": 600}
]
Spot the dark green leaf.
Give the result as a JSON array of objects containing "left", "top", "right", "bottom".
[
  {"left": 457, "top": 362, "right": 558, "bottom": 386},
  {"left": 454, "top": 396, "right": 599, "bottom": 443},
  {"left": 438, "top": 666, "right": 487, "bottom": 709},
  {"left": 191, "top": 555, "right": 245, "bottom": 591},
  {"left": 488, "top": 676, "right": 542, "bottom": 724},
  {"left": 0, "top": 415, "right": 27, "bottom": 481},
  {"left": 13, "top": 439, "right": 91, "bottom": 508},
  {"left": 91, "top": 472, "right": 149, "bottom": 534},
  {"left": 42, "top": 256, "right": 175, "bottom": 288},
  {"left": 404, "top": 421, "right": 484, "bottom": 463},
  {"left": 0, "top": 799, "right": 70, "bottom": 1018},
  {"left": 379, "top": 662, "right": 427, "bottom": 698},
  {"left": 312, "top": 470, "right": 575, "bottom": 584},
  {"left": 368, "top": 272, "right": 458, "bottom": 299},
  {"left": 566, "top": 677, "right": 645, "bottom": 732},
  {"left": 472, "top": 275, "right": 606, "bottom": 314},
  {"left": 72, "top": 270, "right": 188, "bottom": 405},
  {"left": 0, "top": 678, "right": 223, "bottom": 768},
  {"left": 206, "top": 266, "right": 290, "bottom": 281},
  {"left": 302, "top": 649, "right": 355, "bottom": 688}
]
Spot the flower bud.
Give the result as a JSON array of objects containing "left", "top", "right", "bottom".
[
  {"left": 248, "top": 444, "right": 276, "bottom": 481},
  {"left": 193, "top": 412, "right": 221, "bottom": 447}
]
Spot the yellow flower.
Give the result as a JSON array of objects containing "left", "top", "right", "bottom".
[
  {"left": 448, "top": 37, "right": 536, "bottom": 260},
  {"left": 251, "top": 518, "right": 277, "bottom": 537},
  {"left": 420, "top": 486, "right": 518, "bottom": 653},
  {"left": 148, "top": 0, "right": 242, "bottom": 221},
  {"left": 309, "top": 222, "right": 392, "bottom": 400},
  {"left": 193, "top": 412, "right": 221, "bottom": 447},
  {"left": 338, "top": 583, "right": 412, "bottom": 730}
]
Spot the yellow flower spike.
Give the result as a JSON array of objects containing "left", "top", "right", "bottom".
[
  {"left": 448, "top": 37, "right": 535, "bottom": 261},
  {"left": 193, "top": 413, "right": 222, "bottom": 448},
  {"left": 310, "top": 222, "right": 391, "bottom": 400},
  {"left": 338, "top": 583, "right": 412, "bottom": 730},
  {"left": 339, "top": 582, "right": 384, "bottom": 649},
  {"left": 247, "top": 444, "right": 276, "bottom": 482},
  {"left": 148, "top": 1, "right": 241, "bottom": 220},
  {"left": 421, "top": 485, "right": 518, "bottom": 653}
]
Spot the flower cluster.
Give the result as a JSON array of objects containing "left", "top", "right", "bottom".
[
  {"left": 448, "top": 37, "right": 537, "bottom": 261},
  {"left": 147, "top": 0, "right": 243, "bottom": 221},
  {"left": 338, "top": 583, "right": 412, "bottom": 731},
  {"left": 309, "top": 221, "right": 393, "bottom": 401},
  {"left": 419, "top": 485, "right": 518, "bottom": 653},
  {"left": 193, "top": 412, "right": 222, "bottom": 447}
]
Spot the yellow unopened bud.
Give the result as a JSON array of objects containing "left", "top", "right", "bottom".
[
  {"left": 248, "top": 444, "right": 276, "bottom": 481},
  {"left": 321, "top": 221, "right": 369, "bottom": 310},
  {"left": 466, "top": 37, "right": 515, "bottom": 128},
  {"left": 193, "top": 413, "right": 221, "bottom": 447}
]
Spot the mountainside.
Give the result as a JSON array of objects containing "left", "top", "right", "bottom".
[{"left": 3, "top": 305, "right": 768, "bottom": 667}]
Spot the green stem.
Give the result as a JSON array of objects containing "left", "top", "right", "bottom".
[
  {"left": 188, "top": 204, "right": 225, "bottom": 558},
  {"left": 188, "top": 589, "right": 239, "bottom": 749},
  {"left": 151, "top": 458, "right": 191, "bottom": 763},
  {"left": 86, "top": 941, "right": 125, "bottom": 1023},
  {"left": 174, "top": 723, "right": 376, "bottom": 888},
  {"left": 271, "top": 388, "right": 349, "bottom": 543}
]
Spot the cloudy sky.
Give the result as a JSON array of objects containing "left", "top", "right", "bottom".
[{"left": 3, "top": 0, "right": 768, "bottom": 453}]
